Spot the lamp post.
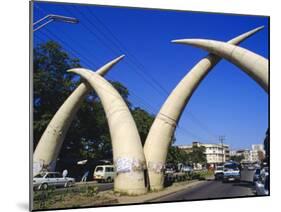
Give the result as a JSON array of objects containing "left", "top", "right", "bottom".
[{"left": 33, "top": 14, "right": 79, "bottom": 32}]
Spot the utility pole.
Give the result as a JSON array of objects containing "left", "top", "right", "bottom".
[{"left": 219, "top": 136, "right": 226, "bottom": 163}]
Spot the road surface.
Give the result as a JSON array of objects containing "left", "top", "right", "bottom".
[
  {"left": 150, "top": 180, "right": 256, "bottom": 202},
  {"left": 95, "top": 182, "right": 113, "bottom": 191}
]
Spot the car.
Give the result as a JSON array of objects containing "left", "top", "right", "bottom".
[
  {"left": 255, "top": 171, "right": 269, "bottom": 195},
  {"left": 165, "top": 167, "right": 176, "bottom": 175},
  {"left": 33, "top": 172, "right": 75, "bottom": 190},
  {"left": 214, "top": 165, "right": 224, "bottom": 180},
  {"left": 181, "top": 165, "right": 193, "bottom": 173},
  {"left": 222, "top": 162, "right": 241, "bottom": 182},
  {"left": 253, "top": 168, "right": 261, "bottom": 183},
  {"left": 165, "top": 164, "right": 176, "bottom": 175},
  {"left": 93, "top": 165, "right": 115, "bottom": 183}
]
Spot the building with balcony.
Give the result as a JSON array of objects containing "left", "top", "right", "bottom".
[
  {"left": 250, "top": 144, "right": 265, "bottom": 162},
  {"left": 178, "top": 141, "right": 230, "bottom": 167}
]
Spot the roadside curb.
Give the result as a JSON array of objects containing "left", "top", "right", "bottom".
[
  {"left": 144, "top": 180, "right": 213, "bottom": 202},
  {"left": 116, "top": 180, "right": 207, "bottom": 204}
]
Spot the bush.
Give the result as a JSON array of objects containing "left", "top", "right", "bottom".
[{"left": 84, "top": 185, "right": 99, "bottom": 197}]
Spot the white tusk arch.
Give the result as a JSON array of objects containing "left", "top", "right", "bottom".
[
  {"left": 172, "top": 38, "right": 268, "bottom": 92},
  {"left": 144, "top": 26, "right": 265, "bottom": 191},
  {"left": 68, "top": 68, "right": 148, "bottom": 195},
  {"left": 33, "top": 55, "right": 124, "bottom": 176}
]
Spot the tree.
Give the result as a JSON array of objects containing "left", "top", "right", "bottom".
[
  {"left": 230, "top": 155, "right": 245, "bottom": 163},
  {"left": 166, "top": 146, "right": 189, "bottom": 165},
  {"left": 33, "top": 41, "right": 80, "bottom": 147},
  {"left": 258, "top": 150, "right": 265, "bottom": 162},
  {"left": 189, "top": 146, "right": 207, "bottom": 165},
  {"left": 33, "top": 41, "right": 155, "bottom": 169},
  {"left": 132, "top": 107, "right": 154, "bottom": 145}
]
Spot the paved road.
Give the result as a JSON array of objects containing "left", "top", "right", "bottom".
[
  {"left": 150, "top": 180, "right": 256, "bottom": 202},
  {"left": 95, "top": 182, "right": 113, "bottom": 191},
  {"left": 74, "top": 182, "right": 114, "bottom": 192}
]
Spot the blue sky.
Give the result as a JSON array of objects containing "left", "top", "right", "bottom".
[{"left": 33, "top": 1, "right": 269, "bottom": 150}]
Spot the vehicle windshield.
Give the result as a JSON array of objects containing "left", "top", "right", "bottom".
[
  {"left": 224, "top": 164, "right": 239, "bottom": 170},
  {"left": 216, "top": 167, "right": 223, "bottom": 170},
  {"left": 34, "top": 173, "right": 45, "bottom": 178},
  {"left": 96, "top": 167, "right": 104, "bottom": 172}
]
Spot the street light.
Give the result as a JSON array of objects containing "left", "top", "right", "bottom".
[{"left": 33, "top": 14, "right": 79, "bottom": 32}]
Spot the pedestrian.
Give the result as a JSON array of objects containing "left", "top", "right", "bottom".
[
  {"left": 81, "top": 170, "right": 89, "bottom": 182},
  {"left": 62, "top": 169, "right": 68, "bottom": 178}
]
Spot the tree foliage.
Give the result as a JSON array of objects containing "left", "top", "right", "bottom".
[
  {"left": 188, "top": 146, "right": 207, "bottom": 165},
  {"left": 132, "top": 107, "right": 154, "bottom": 145},
  {"left": 230, "top": 155, "right": 245, "bottom": 163},
  {"left": 166, "top": 145, "right": 207, "bottom": 166},
  {"left": 33, "top": 41, "right": 155, "bottom": 167},
  {"left": 33, "top": 41, "right": 80, "bottom": 146},
  {"left": 166, "top": 146, "right": 189, "bottom": 165}
]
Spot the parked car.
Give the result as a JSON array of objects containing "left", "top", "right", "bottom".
[
  {"left": 223, "top": 162, "right": 241, "bottom": 182},
  {"left": 214, "top": 165, "right": 224, "bottom": 180},
  {"left": 181, "top": 165, "right": 193, "bottom": 173},
  {"left": 165, "top": 167, "right": 176, "bottom": 175},
  {"left": 93, "top": 165, "right": 115, "bottom": 183},
  {"left": 164, "top": 164, "right": 177, "bottom": 175},
  {"left": 33, "top": 172, "right": 75, "bottom": 190},
  {"left": 255, "top": 171, "right": 269, "bottom": 195},
  {"left": 253, "top": 168, "right": 261, "bottom": 183}
]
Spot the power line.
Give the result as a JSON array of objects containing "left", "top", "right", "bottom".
[
  {"left": 67, "top": 5, "right": 168, "bottom": 97},
  {"left": 73, "top": 4, "right": 218, "bottom": 140},
  {"left": 34, "top": 6, "right": 157, "bottom": 115},
  {"left": 33, "top": 4, "right": 216, "bottom": 142},
  {"left": 85, "top": 6, "right": 170, "bottom": 95},
  {"left": 36, "top": 30, "right": 201, "bottom": 141}
]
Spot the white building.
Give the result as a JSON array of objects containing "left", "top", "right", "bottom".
[
  {"left": 235, "top": 149, "right": 251, "bottom": 161},
  {"left": 250, "top": 144, "right": 265, "bottom": 162},
  {"left": 178, "top": 141, "right": 230, "bottom": 166},
  {"left": 230, "top": 144, "right": 265, "bottom": 163}
]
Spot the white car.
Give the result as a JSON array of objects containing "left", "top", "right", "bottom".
[
  {"left": 93, "top": 165, "right": 115, "bottom": 183},
  {"left": 223, "top": 162, "right": 241, "bottom": 182},
  {"left": 255, "top": 168, "right": 269, "bottom": 195},
  {"left": 214, "top": 166, "right": 224, "bottom": 180},
  {"left": 181, "top": 166, "right": 193, "bottom": 173},
  {"left": 33, "top": 172, "right": 75, "bottom": 190}
]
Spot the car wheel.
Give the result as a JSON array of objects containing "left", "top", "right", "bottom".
[
  {"left": 40, "top": 183, "right": 48, "bottom": 190},
  {"left": 65, "top": 181, "right": 73, "bottom": 188}
]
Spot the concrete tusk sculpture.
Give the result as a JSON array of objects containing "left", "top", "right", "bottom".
[
  {"left": 143, "top": 26, "right": 265, "bottom": 191},
  {"left": 171, "top": 39, "right": 268, "bottom": 92},
  {"left": 33, "top": 55, "right": 125, "bottom": 176},
  {"left": 68, "top": 67, "right": 148, "bottom": 195}
]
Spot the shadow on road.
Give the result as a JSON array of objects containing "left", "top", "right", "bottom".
[
  {"left": 232, "top": 181, "right": 254, "bottom": 188},
  {"left": 163, "top": 179, "right": 173, "bottom": 188}
]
